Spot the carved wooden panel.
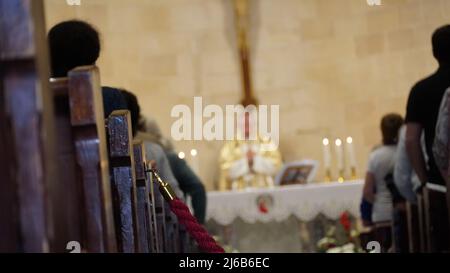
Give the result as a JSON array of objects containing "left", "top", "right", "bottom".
[
  {"left": 48, "top": 78, "right": 83, "bottom": 252},
  {"left": 422, "top": 187, "right": 449, "bottom": 252},
  {"left": 0, "top": 0, "right": 56, "bottom": 253},
  {"left": 147, "top": 168, "right": 160, "bottom": 253},
  {"left": 406, "top": 202, "right": 421, "bottom": 253},
  {"left": 107, "top": 110, "right": 140, "bottom": 253},
  {"left": 164, "top": 203, "right": 180, "bottom": 253},
  {"left": 178, "top": 224, "right": 189, "bottom": 253},
  {"left": 133, "top": 140, "right": 156, "bottom": 253},
  {"left": 68, "top": 66, "right": 117, "bottom": 252},
  {"left": 416, "top": 193, "right": 427, "bottom": 253},
  {"left": 153, "top": 180, "right": 167, "bottom": 253}
]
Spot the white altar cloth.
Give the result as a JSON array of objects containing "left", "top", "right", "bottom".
[{"left": 207, "top": 180, "right": 364, "bottom": 226}]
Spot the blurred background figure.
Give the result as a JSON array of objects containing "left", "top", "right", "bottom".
[
  {"left": 219, "top": 111, "right": 282, "bottom": 191},
  {"left": 120, "top": 90, "right": 183, "bottom": 197},
  {"left": 138, "top": 116, "right": 207, "bottom": 224}
]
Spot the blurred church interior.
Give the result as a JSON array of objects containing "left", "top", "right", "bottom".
[{"left": 2, "top": 0, "right": 450, "bottom": 253}]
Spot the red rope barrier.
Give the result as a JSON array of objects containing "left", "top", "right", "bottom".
[
  {"left": 148, "top": 168, "right": 224, "bottom": 253},
  {"left": 169, "top": 198, "right": 225, "bottom": 253}
]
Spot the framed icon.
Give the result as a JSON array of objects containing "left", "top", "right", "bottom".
[{"left": 275, "top": 160, "right": 318, "bottom": 186}]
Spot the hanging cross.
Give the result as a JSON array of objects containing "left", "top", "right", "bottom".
[{"left": 233, "top": 0, "right": 258, "bottom": 106}]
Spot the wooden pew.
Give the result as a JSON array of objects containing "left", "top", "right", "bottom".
[
  {"left": 146, "top": 162, "right": 161, "bottom": 253},
  {"left": 391, "top": 202, "right": 409, "bottom": 253},
  {"left": 133, "top": 140, "right": 156, "bottom": 253},
  {"left": 149, "top": 170, "right": 168, "bottom": 252},
  {"left": 178, "top": 222, "right": 192, "bottom": 253},
  {"left": 106, "top": 110, "right": 141, "bottom": 253},
  {"left": 422, "top": 184, "right": 449, "bottom": 252},
  {"left": 0, "top": 0, "right": 57, "bottom": 252},
  {"left": 406, "top": 202, "right": 421, "bottom": 253},
  {"left": 145, "top": 152, "right": 194, "bottom": 253},
  {"left": 146, "top": 160, "right": 193, "bottom": 253},
  {"left": 1, "top": 0, "right": 185, "bottom": 254},
  {"left": 48, "top": 78, "right": 83, "bottom": 252},
  {"left": 51, "top": 72, "right": 165, "bottom": 253},
  {"left": 164, "top": 203, "right": 180, "bottom": 253},
  {"left": 48, "top": 65, "right": 118, "bottom": 253},
  {"left": 416, "top": 190, "right": 428, "bottom": 252}
]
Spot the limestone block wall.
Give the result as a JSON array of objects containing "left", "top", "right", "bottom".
[{"left": 44, "top": 0, "right": 450, "bottom": 190}]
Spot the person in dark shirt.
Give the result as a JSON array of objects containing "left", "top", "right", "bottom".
[
  {"left": 405, "top": 24, "right": 450, "bottom": 252},
  {"left": 405, "top": 25, "right": 450, "bottom": 187},
  {"left": 48, "top": 20, "right": 126, "bottom": 117}
]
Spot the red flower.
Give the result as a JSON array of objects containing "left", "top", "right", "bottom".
[
  {"left": 340, "top": 212, "right": 351, "bottom": 232},
  {"left": 259, "top": 202, "right": 268, "bottom": 214}
]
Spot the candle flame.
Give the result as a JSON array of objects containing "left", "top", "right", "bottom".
[
  {"left": 335, "top": 139, "right": 342, "bottom": 146},
  {"left": 346, "top": 137, "right": 353, "bottom": 144},
  {"left": 322, "top": 138, "right": 329, "bottom": 146}
]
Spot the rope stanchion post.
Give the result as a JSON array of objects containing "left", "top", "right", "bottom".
[{"left": 148, "top": 169, "right": 225, "bottom": 253}]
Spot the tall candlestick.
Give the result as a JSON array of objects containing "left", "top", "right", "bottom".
[
  {"left": 322, "top": 138, "right": 332, "bottom": 181},
  {"left": 190, "top": 149, "right": 199, "bottom": 174},
  {"left": 346, "top": 137, "right": 357, "bottom": 179},
  {"left": 335, "top": 138, "right": 344, "bottom": 183}
]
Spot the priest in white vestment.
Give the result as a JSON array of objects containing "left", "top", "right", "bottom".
[{"left": 219, "top": 110, "right": 282, "bottom": 191}]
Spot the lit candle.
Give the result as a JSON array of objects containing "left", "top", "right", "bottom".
[
  {"left": 346, "top": 137, "right": 356, "bottom": 178},
  {"left": 322, "top": 138, "right": 331, "bottom": 169},
  {"left": 335, "top": 138, "right": 344, "bottom": 182},
  {"left": 190, "top": 149, "right": 199, "bottom": 174}
]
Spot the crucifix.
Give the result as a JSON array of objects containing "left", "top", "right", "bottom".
[
  {"left": 219, "top": 1, "right": 283, "bottom": 193},
  {"left": 233, "top": 0, "right": 258, "bottom": 106}
]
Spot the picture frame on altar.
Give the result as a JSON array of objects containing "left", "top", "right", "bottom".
[{"left": 275, "top": 160, "right": 318, "bottom": 186}]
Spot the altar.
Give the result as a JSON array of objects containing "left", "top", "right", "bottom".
[{"left": 206, "top": 180, "right": 364, "bottom": 253}]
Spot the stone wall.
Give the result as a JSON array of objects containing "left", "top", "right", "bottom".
[{"left": 44, "top": 0, "right": 450, "bottom": 190}]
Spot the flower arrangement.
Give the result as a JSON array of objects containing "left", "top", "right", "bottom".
[{"left": 316, "top": 211, "right": 364, "bottom": 253}]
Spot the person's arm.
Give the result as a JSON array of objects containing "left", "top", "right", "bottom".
[
  {"left": 393, "top": 126, "right": 417, "bottom": 203},
  {"left": 405, "top": 123, "right": 428, "bottom": 186},
  {"left": 179, "top": 171, "right": 206, "bottom": 225},
  {"left": 363, "top": 172, "right": 375, "bottom": 204}
]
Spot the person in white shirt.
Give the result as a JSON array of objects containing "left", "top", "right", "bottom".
[{"left": 363, "top": 113, "right": 404, "bottom": 252}]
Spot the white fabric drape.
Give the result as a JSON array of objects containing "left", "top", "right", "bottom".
[{"left": 207, "top": 180, "right": 364, "bottom": 225}]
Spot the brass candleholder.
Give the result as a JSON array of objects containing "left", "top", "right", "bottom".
[
  {"left": 324, "top": 169, "right": 332, "bottom": 182},
  {"left": 338, "top": 169, "right": 345, "bottom": 183},
  {"left": 350, "top": 166, "right": 357, "bottom": 180}
]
